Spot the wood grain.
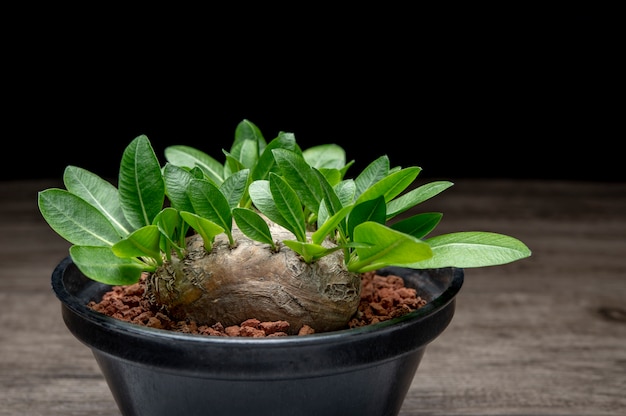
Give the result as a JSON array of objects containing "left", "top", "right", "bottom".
[{"left": 1, "top": 179, "right": 625, "bottom": 415}]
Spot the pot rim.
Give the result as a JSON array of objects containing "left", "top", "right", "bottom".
[
  {"left": 52, "top": 256, "right": 464, "bottom": 346},
  {"left": 52, "top": 256, "right": 464, "bottom": 378}
]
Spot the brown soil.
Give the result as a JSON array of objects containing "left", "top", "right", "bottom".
[{"left": 88, "top": 271, "right": 427, "bottom": 337}]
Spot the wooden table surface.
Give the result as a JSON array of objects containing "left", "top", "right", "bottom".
[{"left": 1, "top": 179, "right": 625, "bottom": 416}]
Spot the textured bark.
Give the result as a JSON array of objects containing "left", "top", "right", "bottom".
[{"left": 148, "top": 222, "right": 361, "bottom": 334}]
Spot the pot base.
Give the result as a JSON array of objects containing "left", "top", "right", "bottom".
[{"left": 95, "top": 348, "right": 424, "bottom": 416}]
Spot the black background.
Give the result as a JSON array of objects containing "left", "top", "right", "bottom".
[{"left": 3, "top": 11, "right": 621, "bottom": 182}]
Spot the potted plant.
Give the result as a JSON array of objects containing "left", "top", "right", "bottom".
[{"left": 39, "top": 119, "right": 531, "bottom": 416}]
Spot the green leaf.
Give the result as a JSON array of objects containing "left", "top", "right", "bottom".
[
  {"left": 404, "top": 232, "right": 532, "bottom": 269},
  {"left": 69, "top": 245, "right": 148, "bottom": 285},
  {"left": 302, "top": 144, "right": 346, "bottom": 170},
  {"left": 283, "top": 240, "right": 340, "bottom": 263},
  {"left": 112, "top": 225, "right": 162, "bottom": 261},
  {"left": 63, "top": 165, "right": 132, "bottom": 236},
  {"left": 348, "top": 196, "right": 387, "bottom": 239},
  {"left": 272, "top": 148, "right": 323, "bottom": 215},
  {"left": 334, "top": 179, "right": 356, "bottom": 207},
  {"left": 348, "top": 222, "right": 433, "bottom": 273},
  {"left": 354, "top": 155, "right": 390, "bottom": 199},
  {"left": 251, "top": 132, "right": 297, "bottom": 181},
  {"left": 163, "top": 163, "right": 197, "bottom": 213},
  {"left": 390, "top": 212, "right": 443, "bottom": 239},
  {"left": 165, "top": 144, "right": 225, "bottom": 185},
  {"left": 386, "top": 181, "right": 453, "bottom": 220},
  {"left": 223, "top": 150, "right": 247, "bottom": 176},
  {"left": 220, "top": 169, "right": 250, "bottom": 209},
  {"left": 269, "top": 173, "right": 306, "bottom": 242},
  {"left": 249, "top": 180, "right": 285, "bottom": 224},
  {"left": 316, "top": 168, "right": 343, "bottom": 187},
  {"left": 233, "top": 119, "right": 267, "bottom": 155},
  {"left": 313, "top": 168, "right": 344, "bottom": 219},
  {"left": 118, "top": 135, "right": 165, "bottom": 229},
  {"left": 228, "top": 136, "right": 259, "bottom": 170},
  {"left": 312, "top": 204, "right": 353, "bottom": 245},
  {"left": 232, "top": 208, "right": 276, "bottom": 249},
  {"left": 180, "top": 211, "right": 225, "bottom": 248},
  {"left": 354, "top": 166, "right": 420, "bottom": 206},
  {"left": 187, "top": 179, "right": 233, "bottom": 235},
  {"left": 38, "top": 189, "right": 122, "bottom": 246},
  {"left": 154, "top": 207, "right": 186, "bottom": 254}
]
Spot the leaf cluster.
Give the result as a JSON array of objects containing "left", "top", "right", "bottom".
[{"left": 38, "top": 119, "right": 531, "bottom": 285}]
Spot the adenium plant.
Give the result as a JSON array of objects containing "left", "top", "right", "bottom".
[{"left": 38, "top": 119, "right": 531, "bottom": 333}]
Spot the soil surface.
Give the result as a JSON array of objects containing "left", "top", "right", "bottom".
[{"left": 89, "top": 271, "right": 427, "bottom": 337}]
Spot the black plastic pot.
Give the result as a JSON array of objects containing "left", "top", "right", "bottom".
[{"left": 51, "top": 256, "right": 463, "bottom": 416}]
